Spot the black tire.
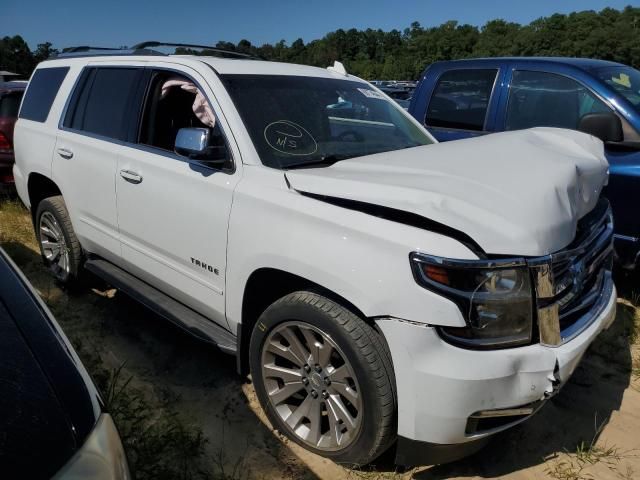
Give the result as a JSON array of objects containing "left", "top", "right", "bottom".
[
  {"left": 35, "top": 196, "right": 83, "bottom": 285},
  {"left": 249, "top": 291, "right": 397, "bottom": 466}
]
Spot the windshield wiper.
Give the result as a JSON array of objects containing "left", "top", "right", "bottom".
[{"left": 284, "top": 155, "right": 349, "bottom": 170}]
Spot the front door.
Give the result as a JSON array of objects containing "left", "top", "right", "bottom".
[{"left": 116, "top": 66, "right": 240, "bottom": 328}]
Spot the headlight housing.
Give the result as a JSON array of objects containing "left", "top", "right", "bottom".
[{"left": 410, "top": 253, "right": 534, "bottom": 349}]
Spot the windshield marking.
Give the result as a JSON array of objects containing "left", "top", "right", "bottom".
[{"left": 263, "top": 120, "right": 318, "bottom": 156}]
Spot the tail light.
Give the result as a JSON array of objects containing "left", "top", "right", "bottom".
[{"left": 0, "top": 132, "right": 11, "bottom": 152}]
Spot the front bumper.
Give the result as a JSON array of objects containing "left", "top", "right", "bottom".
[{"left": 377, "top": 278, "right": 617, "bottom": 466}]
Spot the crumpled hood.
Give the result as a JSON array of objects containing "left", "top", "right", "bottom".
[{"left": 286, "top": 127, "right": 609, "bottom": 256}]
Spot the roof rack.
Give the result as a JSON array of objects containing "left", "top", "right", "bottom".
[
  {"left": 52, "top": 41, "right": 259, "bottom": 60},
  {"left": 53, "top": 46, "right": 163, "bottom": 58},
  {"left": 131, "top": 41, "right": 259, "bottom": 59},
  {"left": 62, "top": 46, "right": 123, "bottom": 53}
]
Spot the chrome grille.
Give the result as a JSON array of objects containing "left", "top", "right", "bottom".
[{"left": 529, "top": 199, "right": 614, "bottom": 346}]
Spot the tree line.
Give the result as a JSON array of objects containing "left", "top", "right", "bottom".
[{"left": 2, "top": 6, "right": 639, "bottom": 80}]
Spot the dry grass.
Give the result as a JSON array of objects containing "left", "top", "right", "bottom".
[
  {"left": 544, "top": 415, "right": 637, "bottom": 480},
  {"left": 0, "top": 198, "right": 219, "bottom": 480}
]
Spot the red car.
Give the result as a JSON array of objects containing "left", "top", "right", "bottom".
[{"left": 0, "top": 81, "right": 26, "bottom": 192}]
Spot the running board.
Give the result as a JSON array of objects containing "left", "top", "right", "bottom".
[{"left": 85, "top": 258, "right": 236, "bottom": 354}]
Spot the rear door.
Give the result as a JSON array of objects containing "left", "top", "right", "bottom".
[
  {"left": 115, "top": 63, "right": 241, "bottom": 327},
  {"left": 54, "top": 64, "right": 146, "bottom": 263},
  {"left": 421, "top": 64, "right": 505, "bottom": 142}
]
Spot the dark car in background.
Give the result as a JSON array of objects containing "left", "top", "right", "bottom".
[
  {"left": 0, "top": 81, "right": 26, "bottom": 192},
  {"left": 379, "top": 85, "right": 414, "bottom": 109},
  {"left": 409, "top": 57, "right": 640, "bottom": 269},
  {"left": 0, "top": 248, "right": 130, "bottom": 479}
]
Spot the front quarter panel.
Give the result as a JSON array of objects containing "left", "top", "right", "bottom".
[{"left": 225, "top": 166, "right": 476, "bottom": 333}]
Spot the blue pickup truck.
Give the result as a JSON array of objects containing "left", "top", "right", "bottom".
[{"left": 408, "top": 57, "right": 640, "bottom": 268}]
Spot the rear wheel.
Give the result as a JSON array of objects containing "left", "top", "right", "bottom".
[
  {"left": 35, "top": 196, "right": 83, "bottom": 285},
  {"left": 249, "top": 291, "right": 396, "bottom": 466}
]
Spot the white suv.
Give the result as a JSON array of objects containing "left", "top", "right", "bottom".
[{"left": 13, "top": 43, "right": 617, "bottom": 466}]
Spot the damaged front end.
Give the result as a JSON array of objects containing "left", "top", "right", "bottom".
[
  {"left": 410, "top": 197, "right": 615, "bottom": 351},
  {"left": 376, "top": 199, "right": 617, "bottom": 467}
]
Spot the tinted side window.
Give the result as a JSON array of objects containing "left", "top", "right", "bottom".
[
  {"left": 65, "top": 67, "right": 142, "bottom": 140},
  {"left": 506, "top": 70, "right": 612, "bottom": 131},
  {"left": 426, "top": 69, "right": 498, "bottom": 131},
  {"left": 18, "top": 67, "right": 69, "bottom": 122},
  {"left": 0, "top": 92, "right": 23, "bottom": 118}
]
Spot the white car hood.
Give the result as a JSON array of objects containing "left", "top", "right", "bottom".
[{"left": 286, "top": 128, "right": 609, "bottom": 257}]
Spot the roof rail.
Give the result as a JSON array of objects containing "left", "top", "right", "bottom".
[
  {"left": 53, "top": 46, "right": 164, "bottom": 59},
  {"left": 131, "top": 41, "right": 259, "bottom": 59},
  {"left": 52, "top": 41, "right": 259, "bottom": 60},
  {"left": 62, "top": 46, "right": 123, "bottom": 53}
]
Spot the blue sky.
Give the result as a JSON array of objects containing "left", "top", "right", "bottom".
[{"left": 3, "top": 0, "right": 637, "bottom": 50}]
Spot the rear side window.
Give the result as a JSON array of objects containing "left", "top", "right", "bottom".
[
  {"left": 19, "top": 67, "right": 69, "bottom": 122},
  {"left": 506, "top": 70, "right": 612, "bottom": 131},
  {"left": 64, "top": 67, "right": 142, "bottom": 141},
  {"left": 0, "top": 92, "right": 23, "bottom": 118},
  {"left": 426, "top": 69, "right": 498, "bottom": 131}
]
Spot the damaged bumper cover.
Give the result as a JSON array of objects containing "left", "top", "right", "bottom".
[{"left": 376, "top": 277, "right": 616, "bottom": 466}]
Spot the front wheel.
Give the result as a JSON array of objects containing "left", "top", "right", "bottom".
[{"left": 249, "top": 291, "right": 396, "bottom": 466}]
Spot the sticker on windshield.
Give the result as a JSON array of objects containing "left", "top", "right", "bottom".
[
  {"left": 358, "top": 88, "right": 387, "bottom": 100},
  {"left": 264, "top": 120, "right": 318, "bottom": 156}
]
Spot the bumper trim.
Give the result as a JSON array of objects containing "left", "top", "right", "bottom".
[{"left": 395, "top": 435, "right": 489, "bottom": 467}]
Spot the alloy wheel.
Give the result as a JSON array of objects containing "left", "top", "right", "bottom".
[
  {"left": 260, "top": 321, "right": 362, "bottom": 451},
  {"left": 39, "top": 211, "right": 70, "bottom": 281}
]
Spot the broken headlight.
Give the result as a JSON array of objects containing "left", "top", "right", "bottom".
[{"left": 410, "top": 253, "right": 533, "bottom": 349}]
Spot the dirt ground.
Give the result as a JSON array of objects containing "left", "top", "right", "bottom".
[{"left": 1, "top": 197, "right": 639, "bottom": 480}]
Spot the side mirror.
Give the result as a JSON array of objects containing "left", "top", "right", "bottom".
[
  {"left": 175, "top": 127, "right": 228, "bottom": 166},
  {"left": 578, "top": 112, "right": 623, "bottom": 143}
]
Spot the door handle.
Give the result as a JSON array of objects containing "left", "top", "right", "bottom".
[
  {"left": 57, "top": 148, "right": 73, "bottom": 159},
  {"left": 119, "top": 169, "right": 143, "bottom": 184}
]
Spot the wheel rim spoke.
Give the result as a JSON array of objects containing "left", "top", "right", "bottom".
[
  {"left": 306, "top": 398, "right": 322, "bottom": 446},
  {"left": 260, "top": 321, "right": 362, "bottom": 452},
  {"left": 285, "top": 394, "right": 313, "bottom": 430},
  {"left": 330, "top": 381, "right": 359, "bottom": 407},
  {"left": 268, "top": 381, "right": 304, "bottom": 405},
  {"left": 317, "top": 341, "right": 333, "bottom": 367},
  {"left": 263, "top": 363, "right": 302, "bottom": 383},
  {"left": 279, "top": 328, "right": 311, "bottom": 365},
  {"left": 326, "top": 394, "right": 357, "bottom": 430},
  {"left": 327, "top": 364, "right": 349, "bottom": 382},
  {"left": 266, "top": 338, "right": 305, "bottom": 367},
  {"left": 326, "top": 402, "right": 342, "bottom": 446},
  {"left": 299, "top": 327, "right": 320, "bottom": 363}
]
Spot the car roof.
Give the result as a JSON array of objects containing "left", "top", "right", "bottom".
[
  {"left": 38, "top": 55, "right": 365, "bottom": 81},
  {"left": 431, "top": 57, "right": 626, "bottom": 72}
]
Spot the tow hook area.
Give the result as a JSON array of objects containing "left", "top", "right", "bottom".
[
  {"left": 544, "top": 361, "right": 562, "bottom": 399},
  {"left": 465, "top": 360, "right": 562, "bottom": 435}
]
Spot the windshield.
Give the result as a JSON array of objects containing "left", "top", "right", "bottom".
[
  {"left": 221, "top": 75, "right": 433, "bottom": 169},
  {"left": 595, "top": 66, "right": 640, "bottom": 113}
]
